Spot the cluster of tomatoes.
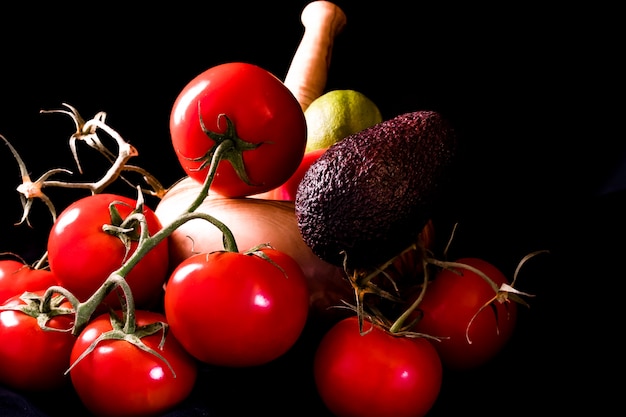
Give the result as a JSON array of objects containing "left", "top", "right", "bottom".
[{"left": 0, "top": 62, "right": 541, "bottom": 417}]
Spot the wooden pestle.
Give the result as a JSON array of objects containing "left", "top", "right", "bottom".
[{"left": 284, "top": 1, "right": 347, "bottom": 112}]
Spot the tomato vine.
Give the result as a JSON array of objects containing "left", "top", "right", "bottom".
[{"left": 0, "top": 103, "right": 243, "bottom": 364}]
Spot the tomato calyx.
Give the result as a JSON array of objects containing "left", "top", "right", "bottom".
[
  {"left": 66, "top": 309, "right": 176, "bottom": 377},
  {"left": 0, "top": 291, "right": 75, "bottom": 332},
  {"left": 192, "top": 111, "right": 265, "bottom": 189},
  {"left": 243, "top": 243, "right": 287, "bottom": 276}
]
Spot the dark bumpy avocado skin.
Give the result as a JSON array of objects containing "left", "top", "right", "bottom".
[{"left": 295, "top": 111, "right": 456, "bottom": 270}]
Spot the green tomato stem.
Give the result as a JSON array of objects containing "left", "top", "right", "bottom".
[
  {"left": 427, "top": 258, "right": 500, "bottom": 293},
  {"left": 388, "top": 256, "right": 431, "bottom": 334}
]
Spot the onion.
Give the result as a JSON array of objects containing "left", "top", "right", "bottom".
[{"left": 154, "top": 176, "right": 354, "bottom": 323}]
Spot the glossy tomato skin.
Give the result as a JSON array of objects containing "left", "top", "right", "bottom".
[
  {"left": 414, "top": 257, "right": 517, "bottom": 370},
  {"left": 170, "top": 62, "right": 307, "bottom": 197},
  {"left": 314, "top": 316, "right": 442, "bottom": 417},
  {"left": 69, "top": 310, "right": 197, "bottom": 417},
  {"left": 252, "top": 147, "right": 327, "bottom": 201},
  {"left": 164, "top": 248, "right": 310, "bottom": 367},
  {"left": 0, "top": 291, "right": 75, "bottom": 391},
  {"left": 47, "top": 194, "right": 169, "bottom": 309},
  {"left": 0, "top": 259, "right": 59, "bottom": 305}
]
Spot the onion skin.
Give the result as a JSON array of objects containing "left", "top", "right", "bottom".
[{"left": 154, "top": 177, "right": 353, "bottom": 323}]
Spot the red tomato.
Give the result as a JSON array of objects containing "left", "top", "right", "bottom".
[
  {"left": 414, "top": 257, "right": 517, "bottom": 370},
  {"left": 251, "top": 147, "right": 327, "bottom": 201},
  {"left": 314, "top": 316, "right": 442, "bottom": 417},
  {"left": 170, "top": 62, "right": 307, "bottom": 198},
  {"left": 69, "top": 310, "right": 197, "bottom": 417},
  {"left": 47, "top": 194, "right": 169, "bottom": 309},
  {"left": 0, "top": 291, "right": 75, "bottom": 391},
  {"left": 164, "top": 247, "right": 310, "bottom": 367},
  {"left": 0, "top": 259, "right": 58, "bottom": 304}
]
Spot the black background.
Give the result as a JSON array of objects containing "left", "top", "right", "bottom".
[{"left": 0, "top": 1, "right": 623, "bottom": 416}]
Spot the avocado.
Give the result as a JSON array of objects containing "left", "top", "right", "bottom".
[{"left": 295, "top": 110, "right": 457, "bottom": 270}]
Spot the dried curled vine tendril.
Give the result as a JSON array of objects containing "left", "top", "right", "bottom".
[
  {"left": 1, "top": 105, "right": 170, "bottom": 227},
  {"left": 1, "top": 133, "right": 69, "bottom": 225},
  {"left": 39, "top": 103, "right": 169, "bottom": 198},
  {"left": 40, "top": 103, "right": 114, "bottom": 174}
]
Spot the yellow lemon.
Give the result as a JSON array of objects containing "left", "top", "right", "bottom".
[{"left": 304, "top": 89, "right": 383, "bottom": 152}]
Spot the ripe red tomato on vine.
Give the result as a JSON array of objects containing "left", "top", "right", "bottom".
[
  {"left": 163, "top": 246, "right": 310, "bottom": 367},
  {"left": 0, "top": 290, "right": 76, "bottom": 392},
  {"left": 47, "top": 193, "right": 169, "bottom": 310},
  {"left": 69, "top": 310, "right": 198, "bottom": 416},
  {"left": 314, "top": 315, "right": 442, "bottom": 417},
  {"left": 414, "top": 257, "right": 518, "bottom": 370},
  {"left": 169, "top": 62, "right": 307, "bottom": 198}
]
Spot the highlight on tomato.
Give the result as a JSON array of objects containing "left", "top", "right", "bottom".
[
  {"left": 163, "top": 245, "right": 310, "bottom": 367},
  {"left": 46, "top": 193, "right": 169, "bottom": 310},
  {"left": 314, "top": 315, "right": 443, "bottom": 417},
  {"left": 169, "top": 62, "right": 307, "bottom": 198}
]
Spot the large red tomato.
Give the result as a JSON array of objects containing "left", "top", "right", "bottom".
[
  {"left": 163, "top": 247, "right": 310, "bottom": 367},
  {"left": 47, "top": 194, "right": 169, "bottom": 310},
  {"left": 0, "top": 291, "right": 76, "bottom": 391},
  {"left": 414, "top": 257, "right": 518, "bottom": 370},
  {"left": 69, "top": 310, "right": 197, "bottom": 416},
  {"left": 0, "top": 259, "right": 58, "bottom": 305},
  {"left": 314, "top": 316, "right": 442, "bottom": 417},
  {"left": 169, "top": 62, "right": 307, "bottom": 198}
]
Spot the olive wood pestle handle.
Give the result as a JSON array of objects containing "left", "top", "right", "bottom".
[{"left": 284, "top": 1, "right": 347, "bottom": 112}]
